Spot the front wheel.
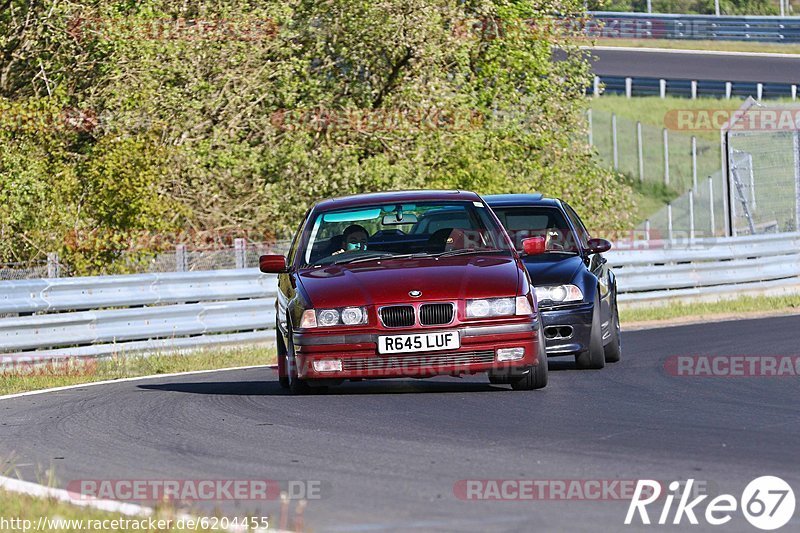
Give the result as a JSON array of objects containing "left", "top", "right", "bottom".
[
  {"left": 285, "top": 330, "right": 311, "bottom": 395},
  {"left": 575, "top": 291, "right": 605, "bottom": 370},
  {"left": 276, "top": 321, "right": 289, "bottom": 389},
  {"left": 510, "top": 321, "right": 548, "bottom": 390},
  {"left": 604, "top": 295, "right": 622, "bottom": 363}
]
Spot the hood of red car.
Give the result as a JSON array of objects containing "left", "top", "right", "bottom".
[{"left": 297, "top": 254, "right": 521, "bottom": 308}]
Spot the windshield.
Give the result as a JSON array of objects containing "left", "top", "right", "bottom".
[
  {"left": 301, "top": 200, "right": 513, "bottom": 266},
  {"left": 491, "top": 206, "right": 580, "bottom": 254}
]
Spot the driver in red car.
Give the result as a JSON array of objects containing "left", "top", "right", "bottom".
[{"left": 332, "top": 224, "right": 370, "bottom": 255}]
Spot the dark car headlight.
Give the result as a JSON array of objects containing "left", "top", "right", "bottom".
[
  {"left": 534, "top": 285, "right": 583, "bottom": 305},
  {"left": 300, "top": 307, "right": 368, "bottom": 328}
]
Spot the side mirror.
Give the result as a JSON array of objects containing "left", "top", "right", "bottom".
[
  {"left": 259, "top": 254, "right": 287, "bottom": 273},
  {"left": 586, "top": 238, "right": 612, "bottom": 254},
  {"left": 521, "top": 237, "right": 546, "bottom": 256}
]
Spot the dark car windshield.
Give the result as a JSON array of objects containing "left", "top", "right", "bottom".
[
  {"left": 300, "top": 200, "right": 513, "bottom": 266},
  {"left": 491, "top": 206, "right": 580, "bottom": 254}
]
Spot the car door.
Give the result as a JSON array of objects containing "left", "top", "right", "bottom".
[{"left": 562, "top": 202, "right": 614, "bottom": 330}]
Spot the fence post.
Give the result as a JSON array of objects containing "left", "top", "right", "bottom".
[
  {"left": 691, "top": 136, "right": 698, "bottom": 190},
  {"left": 644, "top": 219, "right": 651, "bottom": 241},
  {"left": 663, "top": 128, "right": 670, "bottom": 186},
  {"left": 637, "top": 121, "right": 644, "bottom": 182},
  {"left": 794, "top": 131, "right": 800, "bottom": 231},
  {"left": 689, "top": 189, "right": 695, "bottom": 241},
  {"left": 587, "top": 109, "right": 593, "bottom": 146},
  {"left": 593, "top": 76, "right": 600, "bottom": 97},
  {"left": 175, "top": 244, "right": 187, "bottom": 272},
  {"left": 47, "top": 252, "right": 60, "bottom": 278},
  {"left": 659, "top": 79, "right": 666, "bottom": 99},
  {"left": 725, "top": 82, "right": 732, "bottom": 99},
  {"left": 625, "top": 77, "right": 632, "bottom": 98},
  {"left": 235, "top": 238, "right": 247, "bottom": 269},
  {"left": 611, "top": 113, "right": 618, "bottom": 169},
  {"left": 667, "top": 203, "right": 673, "bottom": 242},
  {"left": 709, "top": 176, "right": 716, "bottom": 235}
]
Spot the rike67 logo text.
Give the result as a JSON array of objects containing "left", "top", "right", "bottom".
[{"left": 626, "top": 477, "right": 796, "bottom": 530}]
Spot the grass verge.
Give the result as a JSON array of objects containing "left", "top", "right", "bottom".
[
  {"left": 0, "top": 346, "right": 276, "bottom": 396},
  {"left": 620, "top": 293, "right": 800, "bottom": 325},
  {"left": 593, "top": 38, "right": 800, "bottom": 55}
]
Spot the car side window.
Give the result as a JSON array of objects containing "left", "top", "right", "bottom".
[{"left": 562, "top": 203, "right": 590, "bottom": 249}]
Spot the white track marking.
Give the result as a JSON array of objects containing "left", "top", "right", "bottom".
[{"left": 585, "top": 45, "right": 800, "bottom": 59}]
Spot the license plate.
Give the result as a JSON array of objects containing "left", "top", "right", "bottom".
[{"left": 377, "top": 331, "right": 460, "bottom": 355}]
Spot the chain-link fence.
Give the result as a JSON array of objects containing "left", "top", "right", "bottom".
[
  {"left": 727, "top": 127, "right": 800, "bottom": 235},
  {"left": 590, "top": 109, "right": 721, "bottom": 193}
]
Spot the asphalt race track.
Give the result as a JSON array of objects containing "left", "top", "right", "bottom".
[
  {"left": 589, "top": 47, "right": 800, "bottom": 84},
  {"left": 2, "top": 315, "right": 799, "bottom": 532}
]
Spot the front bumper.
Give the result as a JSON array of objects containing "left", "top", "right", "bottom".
[
  {"left": 291, "top": 320, "right": 541, "bottom": 380},
  {"left": 539, "top": 303, "right": 593, "bottom": 356}
]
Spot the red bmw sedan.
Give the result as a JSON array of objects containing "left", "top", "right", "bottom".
[{"left": 259, "top": 190, "right": 548, "bottom": 393}]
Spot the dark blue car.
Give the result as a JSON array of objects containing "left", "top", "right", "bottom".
[{"left": 485, "top": 194, "right": 621, "bottom": 369}]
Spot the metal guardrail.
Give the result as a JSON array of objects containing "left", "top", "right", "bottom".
[
  {"left": 0, "top": 269, "right": 278, "bottom": 360},
  {"left": 2, "top": 234, "right": 798, "bottom": 359},
  {"left": 608, "top": 232, "right": 800, "bottom": 303},
  {"left": 596, "top": 75, "right": 797, "bottom": 99},
  {"left": 587, "top": 12, "right": 800, "bottom": 42}
]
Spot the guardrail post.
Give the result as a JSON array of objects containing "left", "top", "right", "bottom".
[
  {"left": 663, "top": 128, "right": 670, "bottom": 185},
  {"left": 725, "top": 82, "right": 732, "bottom": 99},
  {"left": 47, "top": 253, "right": 60, "bottom": 278},
  {"left": 667, "top": 203, "right": 673, "bottom": 242},
  {"left": 587, "top": 109, "right": 593, "bottom": 146},
  {"left": 659, "top": 79, "right": 666, "bottom": 99},
  {"left": 625, "top": 77, "right": 632, "bottom": 98},
  {"left": 175, "top": 244, "right": 187, "bottom": 272},
  {"left": 709, "top": 176, "right": 716, "bottom": 235},
  {"left": 757, "top": 83, "right": 763, "bottom": 100},
  {"left": 612, "top": 113, "right": 618, "bottom": 170},
  {"left": 235, "top": 238, "right": 247, "bottom": 269},
  {"left": 644, "top": 219, "right": 650, "bottom": 241},
  {"left": 691, "top": 136, "right": 698, "bottom": 190},
  {"left": 793, "top": 85, "right": 797, "bottom": 101},
  {"left": 593, "top": 76, "right": 600, "bottom": 97},
  {"left": 637, "top": 121, "right": 644, "bottom": 182},
  {"left": 689, "top": 189, "right": 695, "bottom": 241},
  {"left": 691, "top": 80, "right": 697, "bottom": 100}
]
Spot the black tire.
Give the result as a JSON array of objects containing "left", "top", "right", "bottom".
[
  {"left": 575, "top": 291, "right": 605, "bottom": 370},
  {"left": 285, "top": 329, "right": 311, "bottom": 395},
  {"left": 276, "top": 320, "right": 289, "bottom": 389},
  {"left": 604, "top": 295, "right": 622, "bottom": 363},
  {"left": 510, "top": 321, "right": 548, "bottom": 390}
]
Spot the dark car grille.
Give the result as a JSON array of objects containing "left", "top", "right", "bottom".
[
  {"left": 380, "top": 305, "right": 415, "bottom": 328},
  {"left": 419, "top": 303, "right": 454, "bottom": 326},
  {"left": 342, "top": 350, "right": 495, "bottom": 372}
]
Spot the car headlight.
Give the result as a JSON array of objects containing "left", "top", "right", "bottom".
[
  {"left": 466, "top": 297, "right": 516, "bottom": 318},
  {"left": 300, "top": 307, "right": 368, "bottom": 328},
  {"left": 534, "top": 284, "right": 583, "bottom": 305}
]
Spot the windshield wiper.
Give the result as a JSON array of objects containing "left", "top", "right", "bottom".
[
  {"left": 330, "top": 253, "right": 395, "bottom": 265},
  {"left": 434, "top": 248, "right": 503, "bottom": 258}
]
